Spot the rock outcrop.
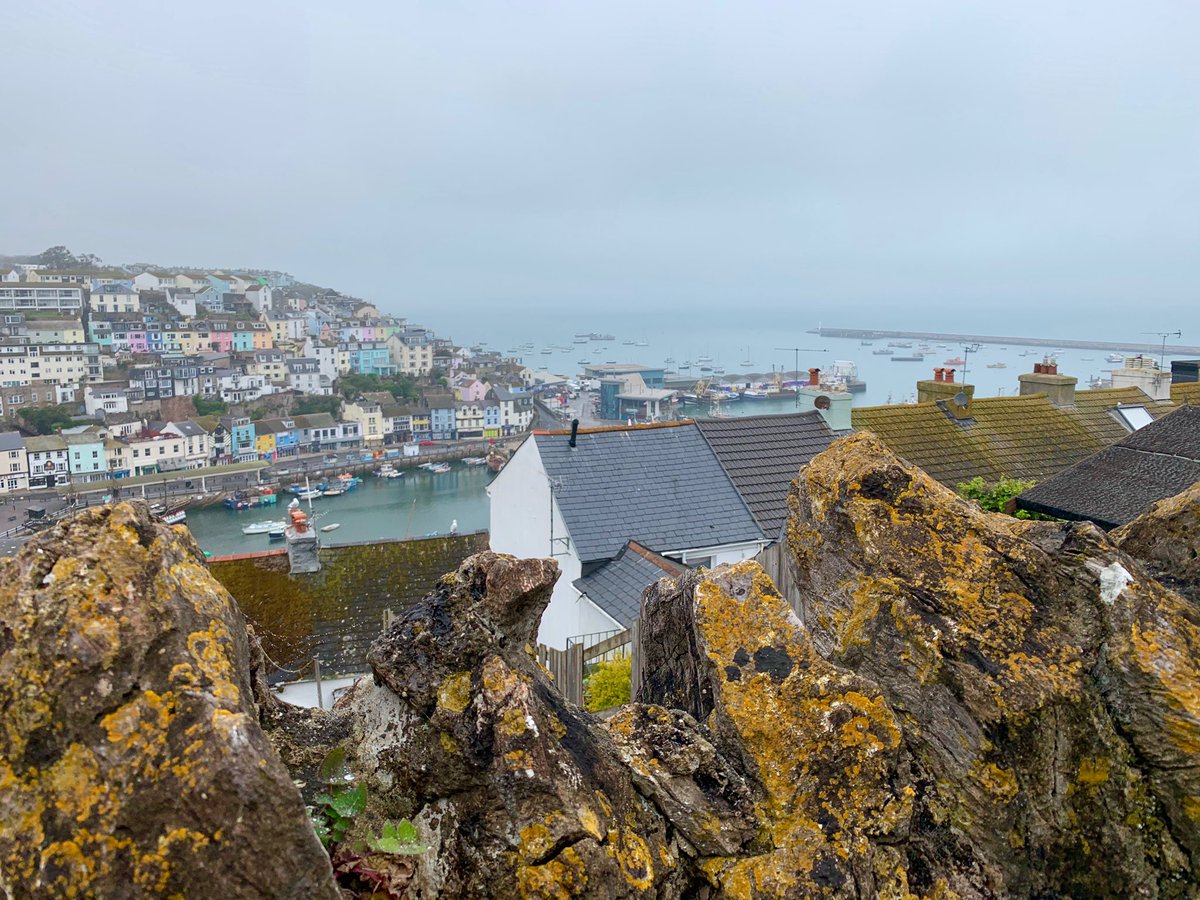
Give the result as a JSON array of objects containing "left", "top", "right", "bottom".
[
  {"left": 779, "top": 432, "right": 1200, "bottom": 896},
  {"left": 4, "top": 440, "right": 1200, "bottom": 899},
  {"left": 0, "top": 503, "right": 337, "bottom": 899},
  {"left": 1113, "top": 480, "right": 1200, "bottom": 606}
]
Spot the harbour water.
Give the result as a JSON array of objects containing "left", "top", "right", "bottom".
[{"left": 184, "top": 465, "right": 494, "bottom": 557}]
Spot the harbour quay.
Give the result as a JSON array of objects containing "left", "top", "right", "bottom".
[{"left": 810, "top": 327, "right": 1200, "bottom": 356}]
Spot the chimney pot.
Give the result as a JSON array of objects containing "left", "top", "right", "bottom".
[
  {"left": 933, "top": 367, "right": 945, "bottom": 382},
  {"left": 568, "top": 418, "right": 579, "bottom": 448},
  {"left": 808, "top": 367, "right": 820, "bottom": 386},
  {"left": 945, "top": 368, "right": 955, "bottom": 382},
  {"left": 1046, "top": 362, "right": 1057, "bottom": 375}
]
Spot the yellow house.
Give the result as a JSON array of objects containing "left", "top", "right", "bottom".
[
  {"left": 251, "top": 322, "right": 274, "bottom": 350},
  {"left": 255, "top": 430, "right": 276, "bottom": 456}
]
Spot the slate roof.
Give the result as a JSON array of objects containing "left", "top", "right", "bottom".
[
  {"left": 0, "top": 431, "right": 25, "bottom": 452},
  {"left": 573, "top": 542, "right": 687, "bottom": 626},
  {"left": 851, "top": 388, "right": 1176, "bottom": 489},
  {"left": 534, "top": 423, "right": 763, "bottom": 564},
  {"left": 695, "top": 412, "right": 837, "bottom": 539},
  {"left": 1017, "top": 405, "right": 1200, "bottom": 529}
]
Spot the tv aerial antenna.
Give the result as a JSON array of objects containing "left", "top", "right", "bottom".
[
  {"left": 1141, "top": 330, "right": 1181, "bottom": 372},
  {"left": 774, "top": 346, "right": 828, "bottom": 408}
]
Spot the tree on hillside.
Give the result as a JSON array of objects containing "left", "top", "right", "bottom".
[
  {"left": 293, "top": 395, "right": 341, "bottom": 417},
  {"left": 192, "top": 396, "right": 228, "bottom": 416},
  {"left": 956, "top": 476, "right": 1055, "bottom": 520},
  {"left": 18, "top": 405, "right": 79, "bottom": 435},
  {"left": 336, "top": 373, "right": 420, "bottom": 403}
]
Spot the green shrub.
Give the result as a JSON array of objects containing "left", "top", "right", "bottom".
[
  {"left": 956, "top": 475, "right": 1053, "bottom": 519},
  {"left": 584, "top": 655, "right": 632, "bottom": 712}
]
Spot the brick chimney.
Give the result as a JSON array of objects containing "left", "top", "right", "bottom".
[
  {"left": 1019, "top": 358, "right": 1077, "bottom": 406},
  {"left": 917, "top": 369, "right": 975, "bottom": 417}
]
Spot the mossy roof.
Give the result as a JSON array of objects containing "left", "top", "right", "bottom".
[
  {"left": 1018, "top": 406, "right": 1200, "bottom": 528},
  {"left": 850, "top": 388, "right": 1177, "bottom": 488},
  {"left": 208, "top": 532, "right": 489, "bottom": 677}
]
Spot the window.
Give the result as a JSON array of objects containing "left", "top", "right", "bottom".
[{"left": 1115, "top": 405, "right": 1154, "bottom": 431}]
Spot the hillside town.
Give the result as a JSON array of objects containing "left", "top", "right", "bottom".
[{"left": 0, "top": 249, "right": 540, "bottom": 494}]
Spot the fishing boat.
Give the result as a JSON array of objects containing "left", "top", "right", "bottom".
[
  {"left": 322, "top": 486, "right": 345, "bottom": 497},
  {"left": 462, "top": 456, "right": 489, "bottom": 466},
  {"left": 944, "top": 357, "right": 966, "bottom": 366},
  {"left": 377, "top": 463, "right": 404, "bottom": 478},
  {"left": 986, "top": 362, "right": 1008, "bottom": 369},
  {"left": 320, "top": 523, "right": 341, "bottom": 533},
  {"left": 890, "top": 355, "right": 925, "bottom": 362},
  {"left": 741, "top": 388, "right": 771, "bottom": 400},
  {"left": 297, "top": 487, "right": 322, "bottom": 501},
  {"left": 161, "top": 509, "right": 187, "bottom": 525},
  {"left": 1106, "top": 353, "right": 1124, "bottom": 363},
  {"left": 242, "top": 520, "right": 281, "bottom": 535},
  {"left": 872, "top": 348, "right": 894, "bottom": 356},
  {"left": 268, "top": 522, "right": 286, "bottom": 540},
  {"left": 429, "top": 463, "right": 452, "bottom": 474}
]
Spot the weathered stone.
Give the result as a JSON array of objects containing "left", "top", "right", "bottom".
[
  {"left": 782, "top": 432, "right": 1200, "bottom": 896},
  {"left": 0, "top": 502, "right": 338, "bottom": 899},
  {"left": 639, "top": 562, "right": 916, "bottom": 897},
  {"left": 1114, "top": 480, "right": 1200, "bottom": 605},
  {"left": 342, "top": 551, "right": 686, "bottom": 898}
]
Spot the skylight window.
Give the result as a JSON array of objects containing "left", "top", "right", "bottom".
[{"left": 1114, "top": 405, "right": 1154, "bottom": 431}]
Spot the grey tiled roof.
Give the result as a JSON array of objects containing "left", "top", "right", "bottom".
[
  {"left": 1017, "top": 406, "right": 1200, "bottom": 529},
  {"left": 573, "top": 542, "right": 687, "bottom": 626},
  {"left": 696, "top": 412, "right": 837, "bottom": 540},
  {"left": 0, "top": 431, "right": 25, "bottom": 452},
  {"left": 535, "top": 423, "right": 763, "bottom": 564}
]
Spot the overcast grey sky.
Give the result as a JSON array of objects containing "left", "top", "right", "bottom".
[{"left": 4, "top": 1, "right": 1198, "bottom": 323}]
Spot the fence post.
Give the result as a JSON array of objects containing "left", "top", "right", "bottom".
[
  {"left": 313, "top": 656, "right": 323, "bottom": 710},
  {"left": 630, "top": 619, "right": 641, "bottom": 701},
  {"left": 567, "top": 642, "right": 584, "bottom": 706}
]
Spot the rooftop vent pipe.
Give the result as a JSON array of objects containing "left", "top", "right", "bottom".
[{"left": 568, "top": 418, "right": 579, "bottom": 448}]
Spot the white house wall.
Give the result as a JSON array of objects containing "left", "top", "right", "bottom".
[{"left": 487, "top": 438, "right": 616, "bottom": 649}]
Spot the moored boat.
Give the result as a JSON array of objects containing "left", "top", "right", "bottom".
[
  {"left": 161, "top": 509, "right": 187, "bottom": 525},
  {"left": 242, "top": 520, "right": 281, "bottom": 535}
]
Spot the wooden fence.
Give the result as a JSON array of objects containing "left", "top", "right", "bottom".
[
  {"left": 754, "top": 542, "right": 806, "bottom": 626},
  {"left": 536, "top": 621, "right": 641, "bottom": 708}
]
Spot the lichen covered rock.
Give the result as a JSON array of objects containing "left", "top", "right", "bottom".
[
  {"left": 1114, "top": 480, "right": 1200, "bottom": 606},
  {"left": 781, "top": 432, "right": 1200, "bottom": 896},
  {"left": 338, "top": 552, "right": 686, "bottom": 898},
  {"left": 0, "top": 502, "right": 337, "bottom": 899}
]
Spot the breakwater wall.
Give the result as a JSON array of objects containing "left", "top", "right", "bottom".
[{"left": 810, "top": 327, "right": 1200, "bottom": 356}]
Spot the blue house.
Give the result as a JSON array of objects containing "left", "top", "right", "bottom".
[{"left": 221, "top": 415, "right": 257, "bottom": 462}]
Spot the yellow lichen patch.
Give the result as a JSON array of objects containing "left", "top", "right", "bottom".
[
  {"left": 500, "top": 705, "right": 531, "bottom": 738},
  {"left": 603, "top": 826, "right": 654, "bottom": 890},
  {"left": 504, "top": 749, "right": 535, "bottom": 774},
  {"left": 185, "top": 622, "right": 241, "bottom": 706},
  {"left": 101, "top": 690, "right": 174, "bottom": 773},
  {"left": 439, "top": 732, "right": 460, "bottom": 754},
  {"left": 46, "top": 744, "right": 111, "bottom": 825},
  {"left": 1075, "top": 756, "right": 1110, "bottom": 787},
  {"left": 518, "top": 823, "right": 554, "bottom": 861},
  {"left": 437, "top": 671, "right": 472, "bottom": 715},
  {"left": 1128, "top": 620, "right": 1200, "bottom": 756},
  {"left": 481, "top": 654, "right": 521, "bottom": 698},
  {"left": 691, "top": 560, "right": 908, "bottom": 895},
  {"left": 576, "top": 806, "right": 603, "bottom": 841},
  {"left": 972, "top": 762, "right": 1019, "bottom": 802},
  {"left": 516, "top": 845, "right": 588, "bottom": 899}
]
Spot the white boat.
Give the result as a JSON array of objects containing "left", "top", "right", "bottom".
[
  {"left": 377, "top": 464, "right": 404, "bottom": 478},
  {"left": 462, "top": 456, "right": 489, "bottom": 466},
  {"left": 322, "top": 487, "right": 345, "bottom": 497},
  {"left": 1106, "top": 353, "right": 1124, "bottom": 363},
  {"left": 429, "top": 463, "right": 452, "bottom": 474},
  {"left": 297, "top": 488, "right": 322, "bottom": 501},
  {"left": 320, "top": 523, "right": 341, "bottom": 533},
  {"left": 161, "top": 509, "right": 187, "bottom": 525},
  {"left": 242, "top": 520, "right": 280, "bottom": 535},
  {"left": 268, "top": 522, "right": 286, "bottom": 540}
]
